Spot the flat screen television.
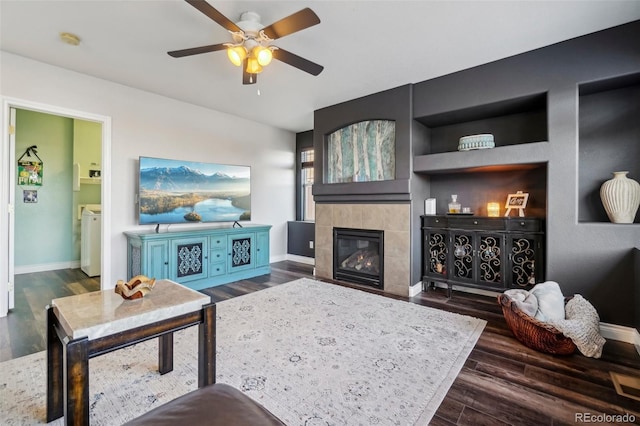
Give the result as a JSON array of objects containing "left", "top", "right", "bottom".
[{"left": 138, "top": 156, "right": 251, "bottom": 225}]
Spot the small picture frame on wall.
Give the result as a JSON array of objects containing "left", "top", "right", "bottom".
[
  {"left": 23, "top": 189, "right": 38, "bottom": 203},
  {"left": 504, "top": 191, "right": 528, "bottom": 217}
]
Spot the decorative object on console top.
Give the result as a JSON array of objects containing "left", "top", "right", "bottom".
[
  {"left": 447, "top": 195, "right": 474, "bottom": 215},
  {"left": 505, "top": 191, "right": 529, "bottom": 217},
  {"left": 487, "top": 202, "right": 501, "bottom": 217},
  {"left": 448, "top": 194, "right": 461, "bottom": 213},
  {"left": 424, "top": 198, "right": 436, "bottom": 215},
  {"left": 115, "top": 275, "right": 156, "bottom": 300},
  {"left": 458, "top": 134, "right": 495, "bottom": 151}
]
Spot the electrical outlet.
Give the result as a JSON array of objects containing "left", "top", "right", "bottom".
[{"left": 309, "top": 241, "right": 314, "bottom": 249}]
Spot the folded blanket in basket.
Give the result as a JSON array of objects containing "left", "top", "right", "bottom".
[
  {"left": 502, "top": 289, "right": 538, "bottom": 317},
  {"left": 548, "top": 295, "right": 605, "bottom": 358},
  {"left": 505, "top": 281, "right": 565, "bottom": 322}
]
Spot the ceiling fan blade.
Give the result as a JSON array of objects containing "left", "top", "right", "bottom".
[
  {"left": 168, "top": 43, "right": 227, "bottom": 58},
  {"left": 261, "top": 8, "right": 320, "bottom": 40},
  {"left": 242, "top": 60, "right": 258, "bottom": 85},
  {"left": 273, "top": 48, "right": 324, "bottom": 76},
  {"left": 185, "top": 0, "right": 242, "bottom": 33}
]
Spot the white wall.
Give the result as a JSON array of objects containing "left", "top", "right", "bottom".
[{"left": 1, "top": 51, "right": 296, "bottom": 290}]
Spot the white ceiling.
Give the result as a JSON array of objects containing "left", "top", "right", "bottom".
[{"left": 2, "top": 1, "right": 640, "bottom": 133}]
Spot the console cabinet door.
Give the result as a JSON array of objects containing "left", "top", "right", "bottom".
[
  {"left": 146, "top": 240, "right": 170, "bottom": 280},
  {"left": 476, "top": 232, "right": 505, "bottom": 289},
  {"left": 227, "top": 232, "right": 255, "bottom": 273},
  {"left": 170, "top": 237, "right": 208, "bottom": 283},
  {"left": 423, "top": 228, "right": 449, "bottom": 280},
  {"left": 450, "top": 231, "right": 505, "bottom": 289},
  {"left": 506, "top": 233, "right": 544, "bottom": 288},
  {"left": 255, "top": 231, "right": 270, "bottom": 267},
  {"left": 450, "top": 231, "right": 475, "bottom": 284}
]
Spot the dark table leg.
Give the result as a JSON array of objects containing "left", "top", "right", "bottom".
[
  {"left": 64, "top": 336, "right": 89, "bottom": 426},
  {"left": 198, "top": 303, "right": 216, "bottom": 387},
  {"left": 46, "top": 306, "right": 64, "bottom": 422},
  {"left": 158, "top": 332, "right": 174, "bottom": 374}
]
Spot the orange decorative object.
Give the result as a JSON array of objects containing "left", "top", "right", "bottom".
[{"left": 115, "top": 275, "right": 156, "bottom": 300}]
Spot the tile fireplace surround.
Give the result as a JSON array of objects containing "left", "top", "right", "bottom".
[{"left": 315, "top": 203, "right": 410, "bottom": 296}]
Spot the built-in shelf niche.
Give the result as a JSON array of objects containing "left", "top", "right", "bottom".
[
  {"left": 415, "top": 93, "right": 548, "bottom": 155},
  {"left": 419, "top": 165, "right": 547, "bottom": 218},
  {"left": 578, "top": 72, "right": 640, "bottom": 224}
]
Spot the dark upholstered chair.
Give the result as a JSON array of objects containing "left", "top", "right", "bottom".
[{"left": 124, "top": 383, "right": 285, "bottom": 426}]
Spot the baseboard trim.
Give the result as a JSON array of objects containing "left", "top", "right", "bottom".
[
  {"left": 270, "top": 254, "right": 287, "bottom": 263},
  {"left": 600, "top": 322, "right": 640, "bottom": 351},
  {"left": 15, "top": 261, "right": 80, "bottom": 275},
  {"left": 286, "top": 254, "right": 315, "bottom": 265},
  {"left": 409, "top": 282, "right": 422, "bottom": 297}
]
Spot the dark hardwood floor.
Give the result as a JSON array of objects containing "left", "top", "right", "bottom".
[{"left": 2, "top": 260, "right": 639, "bottom": 425}]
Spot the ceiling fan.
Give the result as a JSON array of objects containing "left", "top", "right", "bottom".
[{"left": 168, "top": 0, "right": 324, "bottom": 85}]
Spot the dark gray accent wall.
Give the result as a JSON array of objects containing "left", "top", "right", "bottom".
[
  {"left": 410, "top": 119, "right": 431, "bottom": 286},
  {"left": 287, "top": 221, "right": 315, "bottom": 258},
  {"left": 313, "top": 85, "right": 413, "bottom": 203}
]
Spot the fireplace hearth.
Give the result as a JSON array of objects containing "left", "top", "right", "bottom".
[{"left": 333, "top": 228, "right": 384, "bottom": 289}]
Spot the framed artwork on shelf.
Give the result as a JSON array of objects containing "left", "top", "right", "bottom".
[{"left": 505, "top": 191, "right": 529, "bottom": 217}]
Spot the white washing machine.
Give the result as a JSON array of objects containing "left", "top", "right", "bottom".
[{"left": 81, "top": 207, "right": 101, "bottom": 277}]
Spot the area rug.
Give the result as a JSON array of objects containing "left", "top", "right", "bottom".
[{"left": 0, "top": 278, "right": 486, "bottom": 425}]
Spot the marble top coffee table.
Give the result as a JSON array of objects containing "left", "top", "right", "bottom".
[{"left": 46, "top": 279, "right": 215, "bottom": 426}]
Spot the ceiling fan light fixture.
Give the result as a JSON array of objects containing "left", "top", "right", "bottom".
[
  {"left": 253, "top": 45, "right": 273, "bottom": 66},
  {"left": 227, "top": 45, "right": 247, "bottom": 67},
  {"left": 246, "top": 57, "right": 263, "bottom": 74},
  {"left": 169, "top": 2, "right": 323, "bottom": 85}
]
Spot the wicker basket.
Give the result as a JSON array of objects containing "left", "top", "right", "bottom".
[{"left": 497, "top": 294, "right": 576, "bottom": 355}]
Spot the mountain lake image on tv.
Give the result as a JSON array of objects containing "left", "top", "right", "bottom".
[{"left": 138, "top": 156, "right": 251, "bottom": 225}]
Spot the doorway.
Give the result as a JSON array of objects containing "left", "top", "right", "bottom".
[{"left": 1, "top": 98, "right": 112, "bottom": 316}]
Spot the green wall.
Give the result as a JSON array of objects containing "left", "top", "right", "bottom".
[
  {"left": 72, "top": 119, "right": 102, "bottom": 260},
  {"left": 14, "top": 111, "right": 102, "bottom": 268},
  {"left": 15, "top": 109, "right": 74, "bottom": 267},
  {"left": 73, "top": 119, "right": 102, "bottom": 178}
]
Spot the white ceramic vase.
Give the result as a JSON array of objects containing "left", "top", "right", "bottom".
[{"left": 599, "top": 171, "right": 640, "bottom": 224}]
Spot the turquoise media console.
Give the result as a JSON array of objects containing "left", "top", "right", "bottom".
[{"left": 124, "top": 224, "right": 271, "bottom": 290}]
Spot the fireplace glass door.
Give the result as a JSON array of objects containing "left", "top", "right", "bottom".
[{"left": 333, "top": 228, "right": 384, "bottom": 289}]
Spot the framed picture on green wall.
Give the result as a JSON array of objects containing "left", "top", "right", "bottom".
[
  {"left": 17, "top": 160, "right": 43, "bottom": 186},
  {"left": 23, "top": 190, "right": 38, "bottom": 203}
]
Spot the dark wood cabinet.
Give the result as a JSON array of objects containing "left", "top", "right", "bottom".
[{"left": 422, "top": 215, "right": 544, "bottom": 296}]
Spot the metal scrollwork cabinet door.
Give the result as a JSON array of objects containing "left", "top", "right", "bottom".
[
  {"left": 477, "top": 233, "right": 505, "bottom": 287},
  {"left": 506, "top": 233, "right": 544, "bottom": 288},
  {"left": 449, "top": 230, "right": 505, "bottom": 290}
]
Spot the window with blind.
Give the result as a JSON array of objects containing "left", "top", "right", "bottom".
[{"left": 301, "top": 149, "right": 315, "bottom": 221}]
